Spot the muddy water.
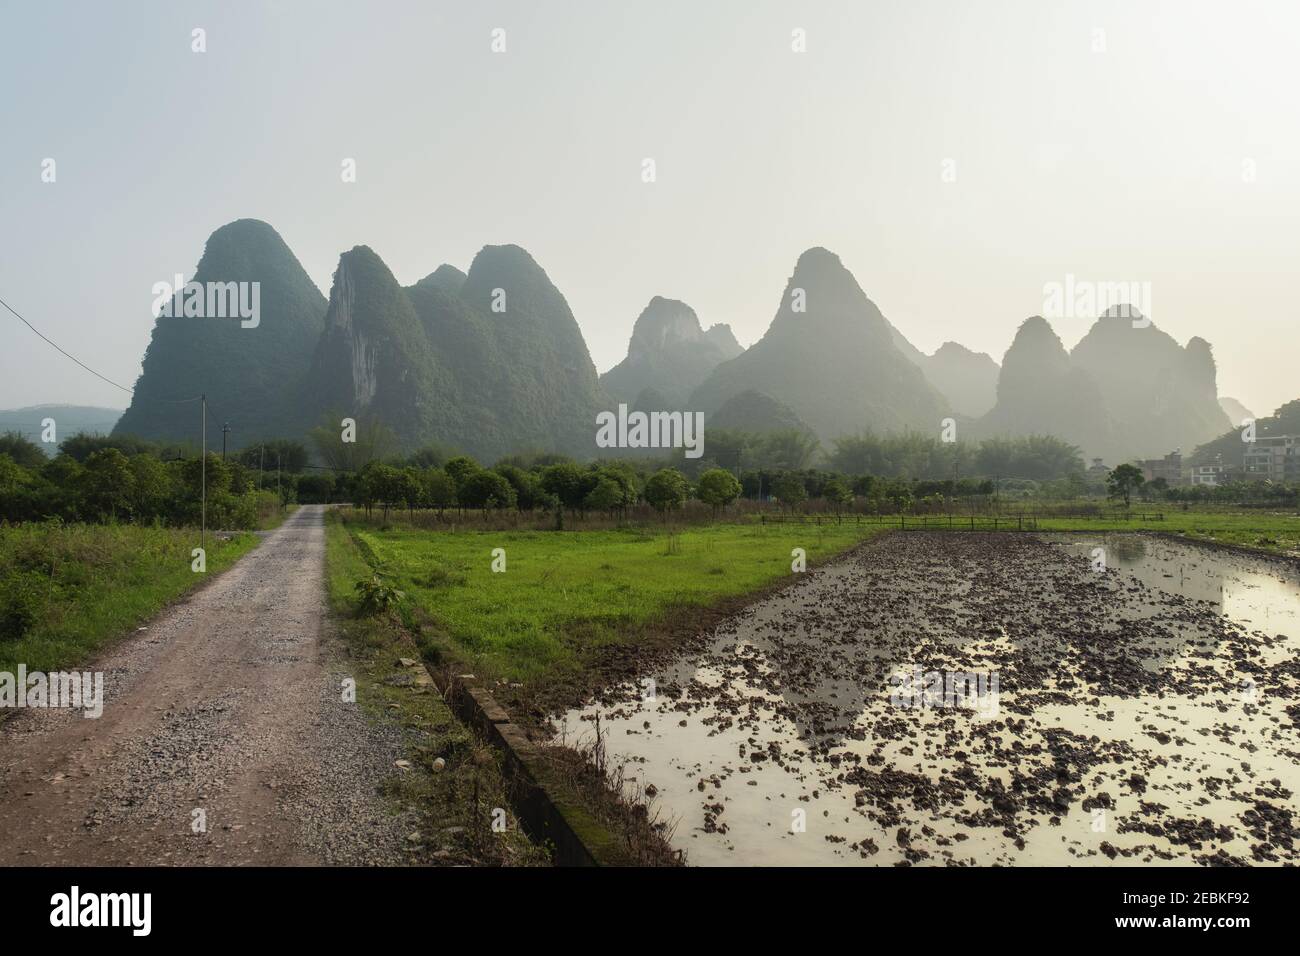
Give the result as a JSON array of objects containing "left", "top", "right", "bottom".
[{"left": 553, "top": 533, "right": 1300, "bottom": 866}]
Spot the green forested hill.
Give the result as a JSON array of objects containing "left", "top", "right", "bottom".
[
  {"left": 113, "top": 219, "right": 326, "bottom": 447},
  {"left": 306, "top": 243, "right": 610, "bottom": 459},
  {"left": 300, "top": 245, "right": 462, "bottom": 451}
]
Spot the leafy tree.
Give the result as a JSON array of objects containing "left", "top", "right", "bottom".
[
  {"left": 398, "top": 467, "right": 424, "bottom": 516},
  {"left": 643, "top": 468, "right": 689, "bottom": 516},
  {"left": 592, "top": 463, "right": 638, "bottom": 512},
  {"left": 238, "top": 439, "right": 308, "bottom": 475},
  {"left": 584, "top": 476, "right": 625, "bottom": 515},
  {"left": 407, "top": 443, "right": 456, "bottom": 469},
  {"left": 128, "top": 454, "right": 173, "bottom": 518},
  {"left": 295, "top": 473, "right": 336, "bottom": 503},
  {"left": 180, "top": 453, "right": 232, "bottom": 498},
  {"left": 0, "top": 453, "right": 30, "bottom": 499},
  {"left": 81, "top": 448, "right": 135, "bottom": 520},
  {"left": 494, "top": 464, "right": 543, "bottom": 511},
  {"left": 360, "top": 463, "right": 406, "bottom": 522},
  {"left": 59, "top": 432, "right": 158, "bottom": 463},
  {"left": 696, "top": 468, "right": 742, "bottom": 516},
  {"left": 458, "top": 469, "right": 516, "bottom": 511},
  {"left": 308, "top": 412, "right": 397, "bottom": 473},
  {"left": 423, "top": 468, "right": 456, "bottom": 514},
  {"left": 0, "top": 432, "right": 46, "bottom": 469},
  {"left": 1107, "top": 463, "right": 1145, "bottom": 508},
  {"left": 772, "top": 472, "right": 808, "bottom": 512},
  {"left": 540, "top": 462, "right": 589, "bottom": 514},
  {"left": 443, "top": 455, "right": 481, "bottom": 489},
  {"left": 821, "top": 477, "right": 853, "bottom": 514}
]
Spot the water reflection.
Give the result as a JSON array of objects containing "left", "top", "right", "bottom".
[{"left": 1048, "top": 533, "right": 1300, "bottom": 636}]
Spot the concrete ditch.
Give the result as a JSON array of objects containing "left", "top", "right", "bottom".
[{"left": 423, "top": 666, "right": 636, "bottom": 867}]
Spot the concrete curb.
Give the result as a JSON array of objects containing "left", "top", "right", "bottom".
[{"left": 424, "top": 667, "right": 637, "bottom": 867}]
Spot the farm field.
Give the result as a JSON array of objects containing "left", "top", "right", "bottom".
[
  {"left": 329, "top": 510, "right": 882, "bottom": 690},
  {"left": 1033, "top": 509, "right": 1300, "bottom": 555},
  {"left": 778, "top": 507, "right": 1300, "bottom": 556}
]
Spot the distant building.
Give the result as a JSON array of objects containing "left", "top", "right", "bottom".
[
  {"left": 1244, "top": 435, "right": 1300, "bottom": 483},
  {"left": 1086, "top": 457, "right": 1109, "bottom": 481},
  {"left": 1139, "top": 450, "right": 1184, "bottom": 486},
  {"left": 1189, "top": 457, "right": 1224, "bottom": 487}
]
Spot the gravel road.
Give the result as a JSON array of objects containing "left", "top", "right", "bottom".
[{"left": 0, "top": 505, "right": 418, "bottom": 866}]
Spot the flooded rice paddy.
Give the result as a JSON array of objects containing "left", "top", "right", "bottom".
[{"left": 553, "top": 532, "right": 1300, "bottom": 866}]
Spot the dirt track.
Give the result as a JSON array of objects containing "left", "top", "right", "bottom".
[{"left": 0, "top": 505, "right": 416, "bottom": 866}]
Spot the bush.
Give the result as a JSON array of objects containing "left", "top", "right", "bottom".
[
  {"left": 354, "top": 574, "right": 405, "bottom": 616},
  {"left": 0, "top": 571, "right": 49, "bottom": 641}
]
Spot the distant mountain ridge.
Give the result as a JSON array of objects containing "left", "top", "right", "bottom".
[
  {"left": 601, "top": 297, "right": 741, "bottom": 407},
  {"left": 921, "top": 342, "right": 1000, "bottom": 418},
  {"left": 110, "top": 220, "right": 1241, "bottom": 466},
  {"left": 977, "top": 309, "right": 1230, "bottom": 462},
  {"left": 0, "top": 405, "right": 123, "bottom": 456},
  {"left": 689, "top": 248, "right": 950, "bottom": 440}
]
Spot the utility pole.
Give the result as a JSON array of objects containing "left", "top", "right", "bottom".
[
  {"left": 258, "top": 443, "right": 264, "bottom": 491},
  {"left": 201, "top": 395, "right": 207, "bottom": 552},
  {"left": 277, "top": 451, "right": 282, "bottom": 511},
  {"left": 221, "top": 422, "right": 230, "bottom": 461}
]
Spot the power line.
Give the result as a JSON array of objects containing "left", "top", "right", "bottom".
[
  {"left": 0, "top": 293, "right": 202, "bottom": 405},
  {"left": 0, "top": 293, "right": 135, "bottom": 394},
  {"left": 3, "top": 292, "right": 215, "bottom": 544}
]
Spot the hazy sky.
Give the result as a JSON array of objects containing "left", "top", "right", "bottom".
[{"left": 2, "top": 0, "right": 1297, "bottom": 419}]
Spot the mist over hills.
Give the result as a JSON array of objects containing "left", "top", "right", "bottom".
[
  {"left": 1192, "top": 398, "right": 1300, "bottom": 467},
  {"left": 978, "top": 310, "right": 1231, "bottom": 462},
  {"left": 921, "top": 342, "right": 1000, "bottom": 419},
  {"left": 979, "top": 316, "right": 1116, "bottom": 456},
  {"left": 707, "top": 390, "right": 813, "bottom": 436},
  {"left": 0, "top": 405, "right": 122, "bottom": 456},
  {"left": 108, "top": 220, "right": 1241, "bottom": 468},
  {"left": 689, "top": 248, "right": 950, "bottom": 440},
  {"left": 600, "top": 297, "right": 741, "bottom": 407},
  {"left": 1218, "top": 396, "right": 1254, "bottom": 428}
]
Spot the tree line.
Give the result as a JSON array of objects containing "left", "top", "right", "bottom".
[{"left": 0, "top": 432, "right": 281, "bottom": 528}]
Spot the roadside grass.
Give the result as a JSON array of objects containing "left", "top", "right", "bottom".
[
  {"left": 0, "top": 523, "right": 257, "bottom": 676},
  {"left": 255, "top": 501, "right": 297, "bottom": 532},
  {"left": 324, "top": 510, "right": 549, "bottom": 866},
  {"left": 334, "top": 511, "right": 880, "bottom": 688}
]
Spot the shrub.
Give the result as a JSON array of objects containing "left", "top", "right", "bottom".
[
  {"left": 354, "top": 574, "right": 405, "bottom": 617},
  {"left": 0, "top": 571, "right": 48, "bottom": 641}
]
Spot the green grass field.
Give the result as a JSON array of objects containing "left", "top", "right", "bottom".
[
  {"left": 331, "top": 512, "right": 881, "bottom": 686},
  {"left": 330, "top": 504, "right": 1299, "bottom": 689},
  {"left": 0, "top": 523, "right": 258, "bottom": 675}
]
